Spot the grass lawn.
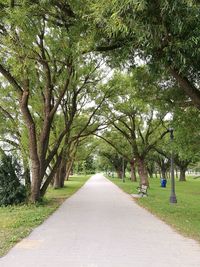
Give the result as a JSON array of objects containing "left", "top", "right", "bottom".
[
  {"left": 108, "top": 175, "right": 200, "bottom": 243},
  {"left": 0, "top": 175, "right": 90, "bottom": 257}
]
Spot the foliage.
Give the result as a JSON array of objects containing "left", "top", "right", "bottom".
[
  {"left": 0, "top": 154, "right": 26, "bottom": 206},
  {"left": 90, "top": 0, "right": 200, "bottom": 108},
  {"left": 84, "top": 155, "right": 96, "bottom": 174},
  {"left": 96, "top": 69, "right": 171, "bottom": 184},
  {"left": 0, "top": 1, "right": 108, "bottom": 201},
  {"left": 172, "top": 107, "right": 200, "bottom": 162},
  {"left": 0, "top": 1, "right": 199, "bottom": 201},
  {"left": 154, "top": 106, "right": 200, "bottom": 177}
]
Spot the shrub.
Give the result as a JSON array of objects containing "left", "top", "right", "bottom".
[{"left": 0, "top": 154, "right": 26, "bottom": 206}]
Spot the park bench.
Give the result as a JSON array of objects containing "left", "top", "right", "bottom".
[{"left": 137, "top": 184, "right": 148, "bottom": 197}]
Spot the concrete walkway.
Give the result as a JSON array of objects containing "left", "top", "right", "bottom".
[{"left": 1, "top": 174, "right": 200, "bottom": 267}]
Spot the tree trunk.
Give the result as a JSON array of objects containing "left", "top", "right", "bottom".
[
  {"left": 20, "top": 84, "right": 42, "bottom": 203},
  {"left": 167, "top": 171, "right": 170, "bottom": 179},
  {"left": 40, "top": 152, "right": 63, "bottom": 197},
  {"left": 116, "top": 169, "right": 123, "bottom": 179},
  {"left": 30, "top": 162, "right": 41, "bottom": 202},
  {"left": 179, "top": 167, "right": 187, "bottom": 181},
  {"left": 137, "top": 157, "right": 149, "bottom": 186},
  {"left": 161, "top": 168, "right": 166, "bottom": 179},
  {"left": 53, "top": 159, "right": 66, "bottom": 188},
  {"left": 147, "top": 167, "right": 153, "bottom": 178},
  {"left": 24, "top": 167, "right": 31, "bottom": 194},
  {"left": 130, "top": 160, "right": 137, "bottom": 182},
  {"left": 175, "top": 167, "right": 179, "bottom": 179},
  {"left": 22, "top": 158, "right": 31, "bottom": 194},
  {"left": 53, "top": 171, "right": 61, "bottom": 189},
  {"left": 59, "top": 159, "right": 67, "bottom": 188},
  {"left": 65, "top": 160, "right": 74, "bottom": 181}
]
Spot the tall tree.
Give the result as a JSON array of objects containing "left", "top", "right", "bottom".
[{"left": 0, "top": 1, "right": 104, "bottom": 201}]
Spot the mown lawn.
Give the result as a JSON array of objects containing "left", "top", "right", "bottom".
[
  {"left": 0, "top": 175, "right": 90, "bottom": 257},
  {"left": 108, "top": 175, "right": 200, "bottom": 243}
]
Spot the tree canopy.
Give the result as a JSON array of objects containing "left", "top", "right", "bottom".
[{"left": 0, "top": 0, "right": 200, "bottom": 203}]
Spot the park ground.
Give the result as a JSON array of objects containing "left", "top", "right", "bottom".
[
  {"left": 1, "top": 174, "right": 200, "bottom": 267},
  {"left": 1, "top": 173, "right": 200, "bottom": 257},
  {"left": 107, "top": 174, "right": 200, "bottom": 243}
]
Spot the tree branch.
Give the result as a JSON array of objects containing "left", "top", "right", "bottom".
[
  {"left": 169, "top": 68, "right": 200, "bottom": 109},
  {"left": 0, "top": 64, "right": 23, "bottom": 94}
]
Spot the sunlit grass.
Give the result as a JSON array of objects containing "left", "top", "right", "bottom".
[{"left": 0, "top": 175, "right": 90, "bottom": 257}]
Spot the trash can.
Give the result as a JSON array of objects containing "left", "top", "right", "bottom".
[{"left": 161, "top": 178, "right": 167, "bottom": 188}]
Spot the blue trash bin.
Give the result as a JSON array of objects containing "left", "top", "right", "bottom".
[{"left": 161, "top": 178, "right": 167, "bottom": 188}]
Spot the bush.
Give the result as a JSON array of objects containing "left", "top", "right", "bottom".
[{"left": 0, "top": 154, "right": 26, "bottom": 206}]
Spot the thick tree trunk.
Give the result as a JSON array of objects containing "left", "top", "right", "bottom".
[
  {"left": 30, "top": 162, "right": 41, "bottom": 202},
  {"left": 20, "top": 84, "right": 42, "bottom": 203},
  {"left": 53, "top": 159, "right": 66, "bottom": 188},
  {"left": 179, "top": 167, "right": 187, "bottom": 181},
  {"left": 53, "top": 171, "right": 61, "bottom": 189},
  {"left": 59, "top": 160, "right": 67, "bottom": 188},
  {"left": 130, "top": 160, "right": 137, "bottom": 182},
  {"left": 53, "top": 155, "right": 74, "bottom": 188},
  {"left": 137, "top": 157, "right": 149, "bottom": 186}
]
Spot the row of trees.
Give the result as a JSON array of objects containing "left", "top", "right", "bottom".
[
  {"left": 89, "top": 0, "right": 200, "bottom": 183},
  {"left": 94, "top": 69, "right": 200, "bottom": 184},
  {"left": 0, "top": 1, "right": 110, "bottom": 202},
  {"left": 0, "top": 1, "right": 199, "bottom": 204}
]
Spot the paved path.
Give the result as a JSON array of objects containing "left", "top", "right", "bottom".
[{"left": 1, "top": 174, "right": 200, "bottom": 267}]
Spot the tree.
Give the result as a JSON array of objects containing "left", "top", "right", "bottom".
[
  {"left": 97, "top": 141, "right": 127, "bottom": 179},
  {"left": 73, "top": 136, "right": 99, "bottom": 176},
  {"left": 98, "top": 69, "right": 169, "bottom": 186},
  {"left": 172, "top": 107, "right": 200, "bottom": 181},
  {"left": 97, "top": 129, "right": 137, "bottom": 181},
  {"left": 153, "top": 105, "right": 200, "bottom": 181},
  {"left": 0, "top": 1, "right": 106, "bottom": 201},
  {"left": 52, "top": 111, "right": 105, "bottom": 189},
  {"left": 91, "top": 1, "right": 200, "bottom": 109}
]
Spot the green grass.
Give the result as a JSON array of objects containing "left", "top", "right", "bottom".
[
  {"left": 108, "top": 175, "right": 200, "bottom": 242},
  {"left": 0, "top": 175, "right": 90, "bottom": 257}
]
